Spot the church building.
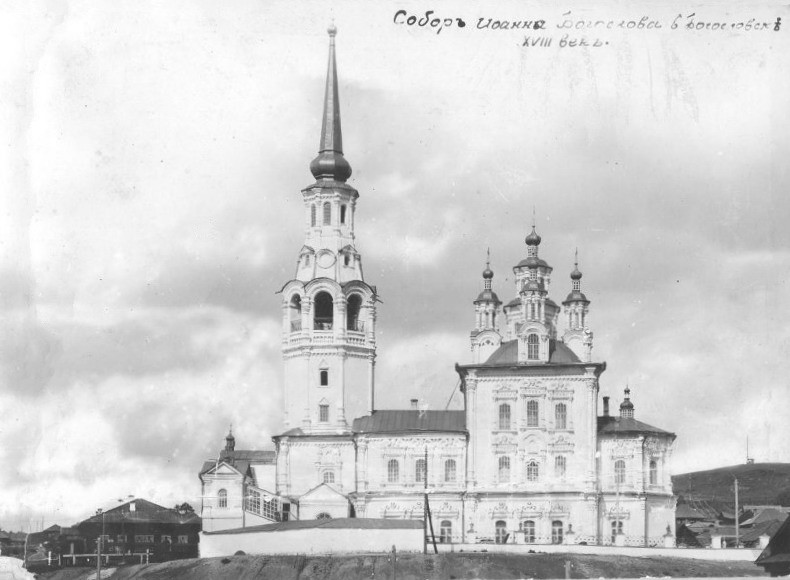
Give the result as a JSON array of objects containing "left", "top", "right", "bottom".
[{"left": 199, "top": 26, "right": 677, "bottom": 547}]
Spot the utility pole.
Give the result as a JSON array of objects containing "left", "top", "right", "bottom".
[
  {"left": 96, "top": 509, "right": 103, "bottom": 579},
  {"left": 423, "top": 446, "right": 437, "bottom": 554},
  {"left": 734, "top": 478, "right": 740, "bottom": 548}
]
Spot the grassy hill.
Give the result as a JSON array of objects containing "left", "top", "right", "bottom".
[
  {"left": 38, "top": 552, "right": 767, "bottom": 580},
  {"left": 673, "top": 462, "right": 790, "bottom": 506}
]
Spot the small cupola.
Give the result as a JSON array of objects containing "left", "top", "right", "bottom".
[
  {"left": 619, "top": 387, "right": 634, "bottom": 419},
  {"left": 225, "top": 425, "right": 236, "bottom": 452}
]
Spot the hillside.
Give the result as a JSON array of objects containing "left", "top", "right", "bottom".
[
  {"left": 37, "top": 553, "right": 767, "bottom": 580},
  {"left": 673, "top": 463, "right": 790, "bottom": 506}
]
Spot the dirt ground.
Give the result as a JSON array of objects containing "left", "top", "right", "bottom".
[{"left": 35, "top": 552, "right": 767, "bottom": 580}]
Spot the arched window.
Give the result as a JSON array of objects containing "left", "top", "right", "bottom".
[
  {"left": 323, "top": 202, "right": 331, "bottom": 225},
  {"left": 498, "top": 403, "right": 511, "bottom": 430},
  {"left": 527, "top": 334, "right": 539, "bottom": 359},
  {"left": 527, "top": 400, "right": 539, "bottom": 427},
  {"left": 387, "top": 459, "right": 399, "bottom": 483},
  {"left": 439, "top": 520, "right": 452, "bottom": 544},
  {"left": 552, "top": 521, "right": 564, "bottom": 544},
  {"left": 498, "top": 456, "right": 510, "bottom": 483},
  {"left": 523, "top": 520, "right": 536, "bottom": 543},
  {"left": 614, "top": 460, "right": 626, "bottom": 486},
  {"left": 347, "top": 294, "right": 362, "bottom": 331},
  {"left": 320, "top": 369, "right": 328, "bottom": 386},
  {"left": 649, "top": 460, "right": 658, "bottom": 485},
  {"left": 323, "top": 471, "right": 335, "bottom": 484},
  {"left": 289, "top": 295, "right": 302, "bottom": 332},
  {"left": 340, "top": 204, "right": 347, "bottom": 224},
  {"left": 314, "top": 291, "right": 333, "bottom": 330},
  {"left": 527, "top": 461, "right": 539, "bottom": 482},
  {"left": 444, "top": 459, "right": 457, "bottom": 482},
  {"left": 319, "top": 404, "right": 329, "bottom": 422},
  {"left": 555, "top": 403, "right": 567, "bottom": 430},
  {"left": 611, "top": 520, "right": 623, "bottom": 543},
  {"left": 316, "top": 512, "right": 332, "bottom": 520},
  {"left": 217, "top": 489, "right": 227, "bottom": 509},
  {"left": 555, "top": 456, "right": 566, "bottom": 479},
  {"left": 415, "top": 459, "right": 426, "bottom": 483},
  {"left": 311, "top": 204, "right": 316, "bottom": 227},
  {"left": 495, "top": 521, "right": 508, "bottom": 544}
]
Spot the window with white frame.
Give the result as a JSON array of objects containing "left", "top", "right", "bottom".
[
  {"left": 649, "top": 460, "right": 658, "bottom": 485},
  {"left": 319, "top": 404, "right": 329, "bottom": 422},
  {"left": 415, "top": 459, "right": 426, "bottom": 483},
  {"left": 527, "top": 333, "right": 539, "bottom": 359},
  {"left": 555, "top": 455, "right": 566, "bottom": 479},
  {"left": 523, "top": 520, "right": 536, "bottom": 543},
  {"left": 527, "top": 400, "right": 539, "bottom": 427},
  {"left": 498, "top": 456, "right": 511, "bottom": 483},
  {"left": 323, "top": 471, "right": 335, "bottom": 484},
  {"left": 614, "top": 459, "right": 626, "bottom": 486},
  {"left": 527, "top": 460, "right": 539, "bottom": 482},
  {"left": 217, "top": 488, "right": 227, "bottom": 508},
  {"left": 498, "top": 403, "right": 511, "bottom": 430},
  {"left": 555, "top": 403, "right": 567, "bottom": 429},
  {"left": 444, "top": 459, "right": 456, "bottom": 482},
  {"left": 387, "top": 459, "right": 400, "bottom": 483}
]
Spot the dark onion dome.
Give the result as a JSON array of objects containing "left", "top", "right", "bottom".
[
  {"left": 563, "top": 290, "right": 589, "bottom": 303},
  {"left": 474, "top": 289, "right": 501, "bottom": 303},
  {"left": 525, "top": 225, "right": 542, "bottom": 246},
  {"left": 516, "top": 256, "right": 549, "bottom": 268},
  {"left": 482, "top": 265, "right": 494, "bottom": 279},
  {"left": 571, "top": 265, "right": 583, "bottom": 280}
]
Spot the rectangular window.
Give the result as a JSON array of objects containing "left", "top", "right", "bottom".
[
  {"left": 134, "top": 535, "right": 154, "bottom": 544},
  {"left": 160, "top": 535, "right": 172, "bottom": 544},
  {"left": 319, "top": 404, "right": 329, "bottom": 422},
  {"left": 246, "top": 490, "right": 261, "bottom": 514},
  {"left": 117, "top": 534, "right": 127, "bottom": 543},
  {"left": 178, "top": 535, "right": 189, "bottom": 544},
  {"left": 527, "top": 400, "right": 539, "bottom": 427},
  {"left": 320, "top": 369, "right": 328, "bottom": 386}
]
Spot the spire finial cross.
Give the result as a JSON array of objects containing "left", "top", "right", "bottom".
[
  {"left": 574, "top": 247, "right": 579, "bottom": 268},
  {"left": 486, "top": 247, "right": 490, "bottom": 268}
]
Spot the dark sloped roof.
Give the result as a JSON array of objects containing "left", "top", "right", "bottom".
[
  {"left": 200, "top": 449, "right": 275, "bottom": 475},
  {"left": 597, "top": 416, "right": 674, "bottom": 437},
  {"left": 205, "top": 517, "right": 423, "bottom": 535},
  {"left": 675, "top": 503, "right": 708, "bottom": 520},
  {"left": 352, "top": 410, "right": 466, "bottom": 434},
  {"left": 474, "top": 289, "right": 501, "bottom": 303},
  {"left": 79, "top": 498, "right": 201, "bottom": 526},
  {"left": 483, "top": 339, "right": 581, "bottom": 366}
]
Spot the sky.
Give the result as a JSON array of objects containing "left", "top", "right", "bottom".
[{"left": 1, "top": 0, "right": 788, "bottom": 530}]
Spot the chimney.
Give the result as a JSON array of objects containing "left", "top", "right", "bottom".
[
  {"left": 410, "top": 398, "right": 418, "bottom": 410},
  {"left": 603, "top": 396, "right": 610, "bottom": 417}
]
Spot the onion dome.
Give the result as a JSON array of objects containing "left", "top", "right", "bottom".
[
  {"left": 619, "top": 387, "right": 634, "bottom": 418},
  {"left": 571, "top": 265, "right": 582, "bottom": 280},
  {"left": 309, "top": 25, "right": 353, "bottom": 183},
  {"left": 225, "top": 425, "right": 236, "bottom": 452},
  {"left": 525, "top": 225, "right": 542, "bottom": 246},
  {"left": 475, "top": 288, "right": 500, "bottom": 303},
  {"left": 475, "top": 249, "right": 501, "bottom": 304}
]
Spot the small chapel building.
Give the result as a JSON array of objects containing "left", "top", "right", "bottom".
[{"left": 198, "top": 25, "right": 677, "bottom": 547}]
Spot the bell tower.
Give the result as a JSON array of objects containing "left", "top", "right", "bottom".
[{"left": 279, "top": 25, "right": 377, "bottom": 434}]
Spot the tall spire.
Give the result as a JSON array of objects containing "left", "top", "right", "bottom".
[{"left": 309, "top": 24, "right": 352, "bottom": 182}]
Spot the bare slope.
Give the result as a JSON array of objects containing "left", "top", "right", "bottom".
[
  {"left": 673, "top": 463, "right": 790, "bottom": 506},
  {"left": 37, "top": 553, "right": 766, "bottom": 580}
]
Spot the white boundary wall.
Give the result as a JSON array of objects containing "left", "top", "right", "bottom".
[
  {"left": 436, "top": 543, "right": 761, "bottom": 562},
  {"left": 200, "top": 527, "right": 423, "bottom": 558}
]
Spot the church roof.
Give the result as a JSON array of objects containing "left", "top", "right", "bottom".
[
  {"left": 352, "top": 410, "right": 466, "bottom": 434},
  {"left": 597, "top": 416, "right": 675, "bottom": 438},
  {"left": 199, "top": 449, "right": 275, "bottom": 476},
  {"left": 483, "top": 339, "right": 581, "bottom": 365}
]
